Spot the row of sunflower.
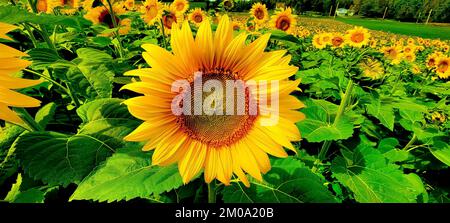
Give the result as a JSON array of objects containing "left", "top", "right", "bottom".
[{"left": 0, "top": 0, "right": 449, "bottom": 203}]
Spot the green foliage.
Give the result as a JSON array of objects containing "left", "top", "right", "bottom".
[
  {"left": 331, "top": 145, "right": 425, "bottom": 203},
  {"left": 15, "top": 99, "right": 140, "bottom": 186},
  {"left": 70, "top": 145, "right": 183, "bottom": 203},
  {"left": 222, "top": 158, "right": 337, "bottom": 203}
]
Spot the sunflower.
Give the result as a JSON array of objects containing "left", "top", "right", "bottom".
[
  {"left": 426, "top": 52, "right": 442, "bottom": 69},
  {"left": 223, "top": 0, "right": 234, "bottom": 10},
  {"left": 345, "top": 26, "right": 371, "bottom": 48},
  {"left": 381, "top": 46, "right": 402, "bottom": 65},
  {"left": 402, "top": 44, "right": 416, "bottom": 54},
  {"left": 35, "top": 0, "right": 64, "bottom": 13},
  {"left": 84, "top": 6, "right": 119, "bottom": 27},
  {"left": 123, "top": 0, "right": 135, "bottom": 11},
  {"left": 188, "top": 8, "right": 206, "bottom": 26},
  {"left": 250, "top": 3, "right": 269, "bottom": 25},
  {"left": 161, "top": 7, "right": 181, "bottom": 33},
  {"left": 330, "top": 33, "right": 345, "bottom": 48},
  {"left": 122, "top": 16, "right": 304, "bottom": 186},
  {"left": 140, "top": 0, "right": 164, "bottom": 25},
  {"left": 359, "top": 57, "right": 385, "bottom": 80},
  {"left": 231, "top": 21, "right": 242, "bottom": 31},
  {"left": 62, "top": 0, "right": 82, "bottom": 8},
  {"left": 0, "top": 23, "right": 42, "bottom": 125},
  {"left": 411, "top": 64, "right": 421, "bottom": 75},
  {"left": 271, "top": 7, "right": 296, "bottom": 34},
  {"left": 403, "top": 52, "right": 416, "bottom": 63},
  {"left": 431, "top": 112, "right": 446, "bottom": 123},
  {"left": 320, "top": 32, "right": 332, "bottom": 45},
  {"left": 170, "top": 0, "right": 189, "bottom": 15},
  {"left": 118, "top": 18, "right": 132, "bottom": 35},
  {"left": 312, "top": 34, "right": 326, "bottom": 49},
  {"left": 435, "top": 57, "right": 450, "bottom": 79}
]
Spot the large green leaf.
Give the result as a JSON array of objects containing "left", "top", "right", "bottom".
[
  {"left": 331, "top": 145, "right": 423, "bottom": 203},
  {"left": 35, "top": 102, "right": 57, "bottom": 130},
  {"left": 70, "top": 145, "right": 183, "bottom": 202},
  {"left": 430, "top": 140, "right": 450, "bottom": 167},
  {"left": 366, "top": 98, "right": 395, "bottom": 131},
  {"left": 222, "top": 158, "right": 337, "bottom": 203},
  {"left": 297, "top": 101, "right": 354, "bottom": 143},
  {"left": 0, "top": 6, "right": 90, "bottom": 28},
  {"left": 16, "top": 99, "right": 140, "bottom": 186}
]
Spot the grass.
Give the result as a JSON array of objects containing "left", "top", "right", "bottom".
[{"left": 336, "top": 17, "right": 450, "bottom": 40}]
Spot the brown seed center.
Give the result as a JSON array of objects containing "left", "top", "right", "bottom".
[{"left": 177, "top": 72, "right": 257, "bottom": 148}]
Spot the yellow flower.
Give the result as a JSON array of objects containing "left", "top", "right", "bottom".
[
  {"left": 122, "top": 16, "right": 304, "bottom": 186},
  {"left": 118, "top": 18, "right": 132, "bottom": 35},
  {"left": 381, "top": 45, "right": 402, "bottom": 65},
  {"left": 270, "top": 7, "right": 297, "bottom": 34},
  {"left": 344, "top": 26, "right": 371, "bottom": 48},
  {"left": 359, "top": 58, "right": 385, "bottom": 80},
  {"left": 320, "top": 32, "right": 332, "bottom": 45},
  {"left": 435, "top": 56, "right": 450, "bottom": 79},
  {"left": 330, "top": 33, "right": 345, "bottom": 48},
  {"left": 161, "top": 6, "right": 181, "bottom": 33},
  {"left": 223, "top": 0, "right": 234, "bottom": 10},
  {"left": 431, "top": 112, "right": 446, "bottom": 123},
  {"left": 402, "top": 44, "right": 416, "bottom": 54},
  {"left": 411, "top": 64, "right": 421, "bottom": 75},
  {"left": 188, "top": 8, "right": 206, "bottom": 26},
  {"left": 403, "top": 52, "right": 416, "bottom": 62},
  {"left": 0, "top": 23, "right": 42, "bottom": 125},
  {"left": 123, "top": 0, "right": 135, "bottom": 11},
  {"left": 312, "top": 34, "right": 326, "bottom": 49},
  {"left": 426, "top": 52, "right": 442, "bottom": 69},
  {"left": 231, "top": 21, "right": 243, "bottom": 31},
  {"left": 250, "top": 3, "right": 269, "bottom": 25},
  {"left": 140, "top": 0, "right": 164, "bottom": 25},
  {"left": 170, "top": 0, "right": 189, "bottom": 15}
]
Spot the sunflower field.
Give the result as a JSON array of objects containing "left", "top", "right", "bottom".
[{"left": 0, "top": 0, "right": 449, "bottom": 204}]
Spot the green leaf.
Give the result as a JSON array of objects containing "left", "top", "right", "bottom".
[
  {"left": 70, "top": 145, "right": 183, "bottom": 202},
  {"left": 3, "top": 173, "right": 22, "bottom": 202},
  {"left": 35, "top": 102, "right": 57, "bottom": 129},
  {"left": 399, "top": 110, "right": 423, "bottom": 131},
  {"left": 331, "top": 145, "right": 423, "bottom": 203},
  {"left": 27, "top": 48, "right": 64, "bottom": 70},
  {"left": 0, "top": 6, "right": 90, "bottom": 28},
  {"left": 16, "top": 99, "right": 139, "bottom": 186},
  {"left": 76, "top": 98, "right": 130, "bottom": 124},
  {"left": 76, "top": 48, "right": 113, "bottom": 66},
  {"left": 377, "top": 138, "right": 409, "bottom": 162},
  {"left": 297, "top": 102, "right": 354, "bottom": 143},
  {"left": 222, "top": 158, "right": 337, "bottom": 203},
  {"left": 366, "top": 99, "right": 395, "bottom": 131},
  {"left": 429, "top": 140, "right": 450, "bottom": 166}
]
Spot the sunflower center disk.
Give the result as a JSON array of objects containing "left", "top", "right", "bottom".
[
  {"left": 351, "top": 33, "right": 364, "bottom": 43},
  {"left": 178, "top": 72, "right": 258, "bottom": 148},
  {"left": 277, "top": 17, "right": 290, "bottom": 31}
]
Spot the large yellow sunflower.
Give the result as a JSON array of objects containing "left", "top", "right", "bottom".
[
  {"left": 122, "top": 16, "right": 304, "bottom": 186},
  {"left": 330, "top": 33, "right": 345, "bottom": 48},
  {"left": 270, "top": 7, "right": 297, "bottom": 34},
  {"left": 435, "top": 56, "right": 450, "bottom": 79},
  {"left": 426, "top": 52, "right": 442, "bottom": 69},
  {"left": 188, "top": 8, "right": 206, "bottom": 26},
  {"left": 0, "top": 23, "right": 42, "bottom": 125},
  {"left": 312, "top": 33, "right": 326, "bottom": 49},
  {"left": 381, "top": 45, "right": 402, "bottom": 65},
  {"left": 170, "top": 0, "right": 189, "bottom": 15},
  {"left": 345, "top": 26, "right": 371, "bottom": 48},
  {"left": 140, "top": 0, "right": 164, "bottom": 25},
  {"left": 250, "top": 3, "right": 269, "bottom": 25}
]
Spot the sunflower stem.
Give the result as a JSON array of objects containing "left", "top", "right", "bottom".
[
  {"left": 24, "top": 69, "right": 69, "bottom": 92},
  {"left": 207, "top": 182, "right": 216, "bottom": 203},
  {"left": 22, "top": 23, "right": 39, "bottom": 48},
  {"left": 318, "top": 79, "right": 354, "bottom": 162},
  {"left": 27, "top": 0, "right": 58, "bottom": 53},
  {"left": 13, "top": 108, "right": 43, "bottom": 132},
  {"left": 159, "top": 19, "right": 168, "bottom": 49},
  {"left": 402, "top": 134, "right": 417, "bottom": 151},
  {"left": 105, "top": 0, "right": 125, "bottom": 59}
]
